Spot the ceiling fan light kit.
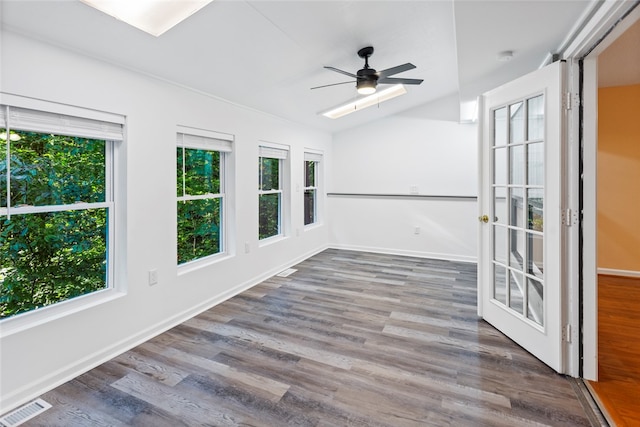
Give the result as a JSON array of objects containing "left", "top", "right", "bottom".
[
  {"left": 357, "top": 79, "right": 377, "bottom": 95},
  {"left": 320, "top": 84, "right": 407, "bottom": 119},
  {"left": 313, "top": 46, "right": 423, "bottom": 117}
]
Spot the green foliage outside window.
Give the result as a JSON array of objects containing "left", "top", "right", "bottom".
[
  {"left": 258, "top": 157, "right": 281, "bottom": 239},
  {"left": 1, "top": 130, "right": 108, "bottom": 319},
  {"left": 177, "top": 147, "right": 221, "bottom": 264},
  {"left": 259, "top": 193, "right": 279, "bottom": 239},
  {"left": 304, "top": 161, "right": 316, "bottom": 226}
]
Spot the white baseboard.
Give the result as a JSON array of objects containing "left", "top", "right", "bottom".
[
  {"left": 329, "top": 243, "right": 477, "bottom": 264},
  {"left": 0, "top": 245, "right": 329, "bottom": 415},
  {"left": 597, "top": 268, "right": 640, "bottom": 278}
]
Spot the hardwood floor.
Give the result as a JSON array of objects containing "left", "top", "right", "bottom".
[
  {"left": 587, "top": 274, "right": 640, "bottom": 427},
  {"left": 24, "top": 249, "right": 592, "bottom": 426}
]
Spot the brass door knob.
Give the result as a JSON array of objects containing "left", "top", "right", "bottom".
[{"left": 479, "top": 215, "right": 489, "bottom": 223}]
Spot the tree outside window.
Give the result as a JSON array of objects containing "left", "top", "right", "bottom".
[
  {"left": 304, "top": 160, "right": 317, "bottom": 225},
  {"left": 258, "top": 156, "right": 281, "bottom": 239},
  {"left": 176, "top": 134, "right": 225, "bottom": 265},
  {"left": 1, "top": 123, "right": 114, "bottom": 319}
]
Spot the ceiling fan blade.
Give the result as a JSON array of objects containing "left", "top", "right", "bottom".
[
  {"left": 324, "top": 66, "right": 358, "bottom": 78},
  {"left": 310, "top": 81, "right": 355, "bottom": 90},
  {"left": 378, "top": 77, "right": 424, "bottom": 85},
  {"left": 376, "top": 63, "right": 416, "bottom": 78}
]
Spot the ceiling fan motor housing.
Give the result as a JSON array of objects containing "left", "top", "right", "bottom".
[{"left": 356, "top": 66, "right": 378, "bottom": 93}]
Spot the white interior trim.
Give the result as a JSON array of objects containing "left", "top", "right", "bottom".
[
  {"left": 581, "top": 56, "right": 599, "bottom": 382},
  {"left": 597, "top": 268, "right": 640, "bottom": 278}
]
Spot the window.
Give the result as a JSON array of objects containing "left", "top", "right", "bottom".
[
  {"left": 0, "top": 105, "right": 123, "bottom": 319},
  {"left": 304, "top": 151, "right": 322, "bottom": 226},
  {"left": 258, "top": 144, "right": 288, "bottom": 240},
  {"left": 176, "top": 128, "right": 231, "bottom": 264}
]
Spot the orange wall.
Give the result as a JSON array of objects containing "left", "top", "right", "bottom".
[{"left": 597, "top": 84, "right": 640, "bottom": 272}]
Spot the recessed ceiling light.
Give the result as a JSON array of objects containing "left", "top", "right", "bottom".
[
  {"left": 320, "top": 85, "right": 407, "bottom": 119},
  {"left": 80, "top": 0, "right": 213, "bottom": 37}
]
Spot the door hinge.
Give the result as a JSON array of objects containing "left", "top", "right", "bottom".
[
  {"left": 563, "top": 324, "right": 572, "bottom": 343},
  {"left": 563, "top": 92, "right": 579, "bottom": 111},
  {"left": 562, "top": 208, "right": 578, "bottom": 226},
  {"left": 562, "top": 92, "right": 573, "bottom": 110}
]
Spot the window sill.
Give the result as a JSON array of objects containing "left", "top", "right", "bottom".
[
  {"left": 304, "top": 222, "right": 323, "bottom": 231},
  {"left": 177, "top": 252, "right": 233, "bottom": 276},
  {"left": 258, "top": 234, "right": 287, "bottom": 248},
  {"left": 0, "top": 288, "right": 126, "bottom": 338}
]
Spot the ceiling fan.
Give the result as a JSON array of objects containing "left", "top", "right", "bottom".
[{"left": 311, "top": 46, "right": 423, "bottom": 95}]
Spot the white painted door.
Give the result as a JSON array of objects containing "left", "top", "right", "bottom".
[{"left": 478, "top": 61, "right": 566, "bottom": 373}]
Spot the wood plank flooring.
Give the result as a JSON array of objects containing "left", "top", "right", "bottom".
[
  {"left": 588, "top": 274, "right": 640, "bottom": 427},
  {"left": 24, "top": 249, "right": 592, "bottom": 426}
]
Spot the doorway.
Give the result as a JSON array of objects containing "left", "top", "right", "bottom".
[{"left": 582, "top": 12, "right": 640, "bottom": 427}]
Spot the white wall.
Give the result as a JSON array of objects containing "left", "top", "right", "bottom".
[
  {"left": 329, "top": 110, "right": 478, "bottom": 262},
  {"left": 0, "top": 31, "right": 332, "bottom": 412}
]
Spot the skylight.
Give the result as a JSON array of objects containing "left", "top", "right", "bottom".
[{"left": 80, "top": 0, "right": 213, "bottom": 37}]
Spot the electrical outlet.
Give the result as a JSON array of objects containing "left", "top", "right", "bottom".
[
  {"left": 409, "top": 185, "right": 419, "bottom": 195},
  {"left": 148, "top": 269, "right": 158, "bottom": 286},
  {"left": 414, "top": 226, "right": 420, "bottom": 235}
]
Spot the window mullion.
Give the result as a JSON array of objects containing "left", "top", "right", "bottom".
[
  {"left": 6, "top": 201, "right": 112, "bottom": 215},
  {"left": 178, "top": 193, "right": 221, "bottom": 202},
  {"left": 259, "top": 189, "right": 281, "bottom": 196}
]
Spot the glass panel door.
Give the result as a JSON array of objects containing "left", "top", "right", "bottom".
[
  {"left": 492, "top": 94, "right": 545, "bottom": 325},
  {"left": 479, "top": 60, "right": 565, "bottom": 373}
]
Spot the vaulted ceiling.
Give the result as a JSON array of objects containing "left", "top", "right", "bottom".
[{"left": 1, "top": 0, "right": 596, "bottom": 133}]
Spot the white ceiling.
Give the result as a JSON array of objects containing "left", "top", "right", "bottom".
[{"left": 0, "top": 0, "right": 595, "bottom": 133}]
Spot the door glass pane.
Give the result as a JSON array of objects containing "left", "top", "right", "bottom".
[
  {"left": 527, "top": 95, "right": 544, "bottom": 141},
  {"left": 510, "top": 187, "right": 523, "bottom": 227},
  {"left": 527, "top": 232, "right": 544, "bottom": 280},
  {"left": 527, "top": 142, "right": 544, "bottom": 186},
  {"left": 494, "top": 147, "right": 507, "bottom": 185},
  {"left": 494, "top": 107, "right": 507, "bottom": 146},
  {"left": 509, "top": 229, "right": 524, "bottom": 271},
  {"left": 527, "top": 188, "right": 543, "bottom": 232},
  {"left": 494, "top": 225, "right": 507, "bottom": 265},
  {"left": 494, "top": 186, "right": 507, "bottom": 225},
  {"left": 510, "top": 102, "right": 524, "bottom": 144},
  {"left": 509, "top": 145, "right": 524, "bottom": 185},
  {"left": 509, "top": 269, "right": 524, "bottom": 314},
  {"left": 494, "top": 264, "right": 507, "bottom": 304},
  {"left": 527, "top": 278, "right": 544, "bottom": 326}
]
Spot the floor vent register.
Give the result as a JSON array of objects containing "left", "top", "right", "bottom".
[
  {"left": 276, "top": 268, "right": 297, "bottom": 277},
  {"left": 0, "top": 399, "right": 51, "bottom": 427}
]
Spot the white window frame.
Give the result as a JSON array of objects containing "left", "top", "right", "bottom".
[
  {"left": 0, "top": 94, "right": 125, "bottom": 335},
  {"left": 176, "top": 126, "right": 232, "bottom": 268},
  {"left": 258, "top": 143, "right": 289, "bottom": 242},
  {"left": 303, "top": 151, "right": 323, "bottom": 227}
]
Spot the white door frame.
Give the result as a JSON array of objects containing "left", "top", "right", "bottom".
[{"left": 562, "top": 1, "right": 640, "bottom": 380}]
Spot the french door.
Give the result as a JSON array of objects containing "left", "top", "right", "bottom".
[{"left": 478, "top": 61, "right": 566, "bottom": 373}]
